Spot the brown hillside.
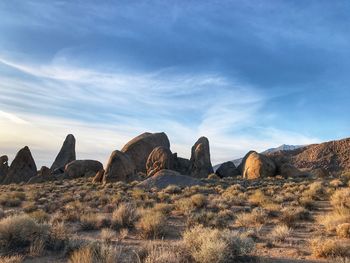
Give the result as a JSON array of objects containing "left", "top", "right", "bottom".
[{"left": 268, "top": 137, "right": 350, "bottom": 174}]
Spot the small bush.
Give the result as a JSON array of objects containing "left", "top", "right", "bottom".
[
  {"left": 100, "top": 228, "right": 116, "bottom": 244},
  {"left": 183, "top": 225, "right": 254, "bottom": 263},
  {"left": 0, "top": 214, "right": 49, "bottom": 253},
  {"left": 80, "top": 213, "right": 99, "bottom": 231},
  {"left": 279, "top": 206, "right": 311, "bottom": 226},
  {"left": 136, "top": 210, "right": 166, "bottom": 239},
  {"left": 111, "top": 203, "right": 137, "bottom": 230},
  {"left": 68, "top": 242, "right": 120, "bottom": 263},
  {"left": 310, "top": 238, "right": 350, "bottom": 258},
  {"left": 236, "top": 208, "right": 268, "bottom": 227},
  {"left": 331, "top": 189, "right": 350, "bottom": 214},
  {"left": 144, "top": 243, "right": 187, "bottom": 263},
  {"left": 269, "top": 225, "right": 292, "bottom": 242},
  {"left": 336, "top": 223, "right": 350, "bottom": 238},
  {"left": 190, "top": 194, "right": 207, "bottom": 209},
  {"left": 0, "top": 255, "right": 24, "bottom": 263}
]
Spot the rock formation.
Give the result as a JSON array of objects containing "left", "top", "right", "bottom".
[
  {"left": 103, "top": 150, "right": 137, "bottom": 183},
  {"left": 267, "top": 137, "right": 350, "bottom": 175},
  {"left": 173, "top": 153, "right": 190, "bottom": 175},
  {"left": 51, "top": 134, "right": 76, "bottom": 174},
  {"left": 93, "top": 168, "right": 105, "bottom": 183},
  {"left": 3, "top": 146, "right": 37, "bottom": 184},
  {"left": 146, "top": 146, "right": 173, "bottom": 177},
  {"left": 0, "top": 155, "right": 9, "bottom": 183},
  {"left": 189, "top": 137, "right": 214, "bottom": 178},
  {"left": 138, "top": 169, "right": 203, "bottom": 189},
  {"left": 27, "top": 166, "right": 53, "bottom": 184},
  {"left": 242, "top": 151, "right": 276, "bottom": 180},
  {"left": 216, "top": 161, "right": 240, "bottom": 178},
  {"left": 121, "top": 132, "right": 170, "bottom": 173},
  {"left": 65, "top": 160, "right": 103, "bottom": 178}
]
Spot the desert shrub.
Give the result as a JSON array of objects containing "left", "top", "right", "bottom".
[
  {"left": 187, "top": 210, "right": 229, "bottom": 229},
  {"left": 279, "top": 206, "right": 311, "bottom": 226},
  {"left": 208, "top": 173, "right": 220, "bottom": 180},
  {"left": 153, "top": 203, "right": 174, "bottom": 215},
  {"left": 48, "top": 222, "right": 69, "bottom": 251},
  {"left": 144, "top": 243, "right": 188, "bottom": 263},
  {"left": 236, "top": 208, "right": 268, "bottom": 227},
  {"left": 318, "top": 213, "right": 350, "bottom": 233},
  {"left": 190, "top": 194, "right": 207, "bottom": 208},
  {"left": 302, "top": 181, "right": 325, "bottom": 200},
  {"left": 136, "top": 209, "right": 166, "bottom": 239},
  {"left": 163, "top": 185, "right": 181, "bottom": 194},
  {"left": 28, "top": 209, "right": 49, "bottom": 223},
  {"left": 111, "top": 203, "right": 138, "bottom": 230},
  {"left": 183, "top": 225, "right": 254, "bottom": 263},
  {"left": 310, "top": 238, "right": 350, "bottom": 258},
  {"left": 80, "top": 213, "right": 99, "bottom": 231},
  {"left": 330, "top": 188, "right": 350, "bottom": 214},
  {"left": 100, "top": 228, "right": 116, "bottom": 244},
  {"left": 23, "top": 202, "right": 38, "bottom": 213},
  {"left": 0, "top": 193, "right": 22, "bottom": 207},
  {"left": 0, "top": 214, "right": 49, "bottom": 253},
  {"left": 248, "top": 190, "right": 269, "bottom": 206},
  {"left": 0, "top": 255, "right": 24, "bottom": 263},
  {"left": 336, "top": 223, "right": 350, "bottom": 238},
  {"left": 68, "top": 242, "right": 120, "bottom": 263},
  {"left": 269, "top": 225, "right": 292, "bottom": 242}
]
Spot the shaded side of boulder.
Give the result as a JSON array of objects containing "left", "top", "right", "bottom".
[
  {"left": 50, "top": 134, "right": 76, "bottom": 174},
  {"left": 27, "top": 166, "right": 53, "bottom": 184},
  {"left": 103, "top": 150, "right": 137, "bottom": 183},
  {"left": 121, "top": 132, "right": 170, "bottom": 173},
  {"left": 146, "top": 146, "right": 173, "bottom": 177},
  {"left": 173, "top": 153, "right": 191, "bottom": 175},
  {"left": 3, "top": 146, "right": 37, "bottom": 184},
  {"left": 138, "top": 169, "right": 204, "bottom": 189},
  {"left": 189, "top": 137, "right": 214, "bottom": 178},
  {"left": 279, "top": 163, "right": 303, "bottom": 178},
  {"left": 311, "top": 168, "right": 330, "bottom": 178},
  {"left": 65, "top": 160, "right": 103, "bottom": 178},
  {"left": 93, "top": 168, "right": 105, "bottom": 183},
  {"left": 0, "top": 155, "right": 9, "bottom": 183},
  {"left": 216, "top": 161, "right": 240, "bottom": 178},
  {"left": 242, "top": 151, "right": 276, "bottom": 180}
]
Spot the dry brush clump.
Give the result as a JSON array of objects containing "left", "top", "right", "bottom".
[
  {"left": 68, "top": 242, "right": 121, "bottom": 263},
  {"left": 111, "top": 202, "right": 138, "bottom": 230},
  {"left": 310, "top": 237, "right": 350, "bottom": 258},
  {"left": 269, "top": 224, "right": 292, "bottom": 242},
  {"left": 183, "top": 225, "right": 254, "bottom": 263},
  {"left": 136, "top": 208, "right": 167, "bottom": 239}
]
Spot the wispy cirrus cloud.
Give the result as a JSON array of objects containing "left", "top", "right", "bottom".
[{"left": 0, "top": 55, "right": 321, "bottom": 167}]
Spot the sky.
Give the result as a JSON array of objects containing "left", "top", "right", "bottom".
[{"left": 0, "top": 0, "right": 350, "bottom": 168}]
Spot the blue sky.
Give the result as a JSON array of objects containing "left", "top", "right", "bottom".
[{"left": 0, "top": 1, "right": 350, "bottom": 167}]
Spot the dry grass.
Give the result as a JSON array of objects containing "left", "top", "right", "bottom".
[
  {"left": 183, "top": 225, "right": 254, "bottom": 263},
  {"left": 236, "top": 208, "right": 268, "bottom": 227},
  {"left": 68, "top": 242, "right": 121, "bottom": 263},
  {"left": 100, "top": 228, "right": 116, "bottom": 244},
  {"left": 0, "top": 255, "right": 24, "bottom": 263},
  {"left": 310, "top": 237, "right": 350, "bottom": 258},
  {"left": 111, "top": 203, "right": 137, "bottom": 230},
  {"left": 144, "top": 243, "right": 188, "bottom": 263},
  {"left": 0, "top": 214, "right": 49, "bottom": 253},
  {"left": 336, "top": 223, "right": 350, "bottom": 238},
  {"left": 330, "top": 188, "right": 350, "bottom": 214},
  {"left": 269, "top": 224, "right": 292, "bottom": 242},
  {"left": 136, "top": 209, "right": 167, "bottom": 239}
]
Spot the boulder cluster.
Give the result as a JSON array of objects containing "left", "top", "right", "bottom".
[{"left": 0, "top": 131, "right": 303, "bottom": 186}]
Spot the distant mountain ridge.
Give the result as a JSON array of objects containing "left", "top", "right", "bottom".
[{"left": 214, "top": 144, "right": 304, "bottom": 171}]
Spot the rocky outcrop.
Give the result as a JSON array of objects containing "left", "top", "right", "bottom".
[
  {"left": 189, "top": 137, "right": 214, "bottom": 178},
  {"left": 103, "top": 150, "right": 137, "bottom": 183},
  {"left": 146, "top": 146, "right": 173, "bottom": 177},
  {"left": 242, "top": 151, "right": 276, "bottom": 180},
  {"left": 216, "top": 161, "right": 240, "bottom": 178},
  {"left": 51, "top": 134, "right": 76, "bottom": 174},
  {"left": 138, "top": 169, "right": 203, "bottom": 189},
  {"left": 121, "top": 132, "right": 170, "bottom": 173},
  {"left": 267, "top": 137, "right": 350, "bottom": 175},
  {"left": 173, "top": 153, "right": 190, "bottom": 175},
  {"left": 27, "top": 166, "right": 53, "bottom": 184},
  {"left": 92, "top": 168, "right": 105, "bottom": 183},
  {"left": 65, "top": 160, "right": 103, "bottom": 178},
  {"left": 0, "top": 155, "right": 9, "bottom": 183},
  {"left": 3, "top": 146, "right": 37, "bottom": 184}
]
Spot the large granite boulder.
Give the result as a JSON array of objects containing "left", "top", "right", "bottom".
[
  {"left": 216, "top": 161, "right": 240, "bottom": 178},
  {"left": 189, "top": 137, "right": 214, "bottom": 178},
  {"left": 121, "top": 132, "right": 170, "bottom": 173},
  {"left": 173, "top": 153, "right": 191, "bottom": 175},
  {"left": 146, "top": 146, "right": 173, "bottom": 177},
  {"left": 27, "top": 166, "right": 53, "bottom": 184},
  {"left": 51, "top": 134, "right": 76, "bottom": 174},
  {"left": 242, "top": 151, "right": 276, "bottom": 180},
  {"left": 0, "top": 155, "right": 9, "bottom": 183},
  {"left": 138, "top": 169, "right": 203, "bottom": 189},
  {"left": 65, "top": 160, "right": 103, "bottom": 178},
  {"left": 103, "top": 150, "right": 137, "bottom": 183},
  {"left": 3, "top": 146, "right": 37, "bottom": 184}
]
